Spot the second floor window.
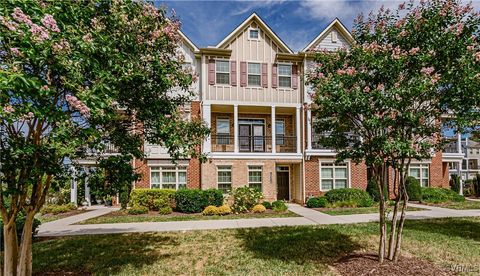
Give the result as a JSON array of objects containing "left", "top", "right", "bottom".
[
  {"left": 275, "top": 119, "right": 285, "bottom": 145},
  {"left": 216, "top": 118, "right": 230, "bottom": 145},
  {"left": 216, "top": 60, "right": 230, "bottom": 84},
  {"left": 248, "top": 63, "right": 261, "bottom": 86},
  {"left": 278, "top": 64, "right": 292, "bottom": 88}
]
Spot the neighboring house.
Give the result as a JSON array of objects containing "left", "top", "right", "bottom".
[
  {"left": 446, "top": 136, "right": 480, "bottom": 181},
  {"left": 72, "top": 13, "right": 454, "bottom": 205}
]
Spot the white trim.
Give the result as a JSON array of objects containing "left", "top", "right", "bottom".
[
  {"left": 215, "top": 59, "right": 230, "bottom": 85},
  {"left": 276, "top": 165, "right": 291, "bottom": 201},
  {"left": 277, "top": 63, "right": 292, "bottom": 88},
  {"left": 209, "top": 152, "right": 302, "bottom": 159},
  {"left": 247, "top": 62, "right": 262, "bottom": 87},
  {"left": 318, "top": 159, "right": 351, "bottom": 192},
  {"left": 216, "top": 165, "right": 232, "bottom": 192},
  {"left": 179, "top": 30, "right": 199, "bottom": 52},
  {"left": 203, "top": 100, "right": 301, "bottom": 108},
  {"left": 302, "top": 18, "right": 354, "bottom": 52},
  {"left": 149, "top": 166, "right": 187, "bottom": 190},
  {"left": 248, "top": 27, "right": 260, "bottom": 41}
]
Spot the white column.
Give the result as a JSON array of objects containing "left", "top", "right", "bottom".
[
  {"left": 234, "top": 104, "right": 239, "bottom": 153},
  {"left": 307, "top": 108, "right": 312, "bottom": 150},
  {"left": 457, "top": 133, "right": 462, "bottom": 153},
  {"left": 203, "top": 104, "right": 211, "bottom": 154},
  {"left": 296, "top": 106, "right": 301, "bottom": 154},
  {"left": 84, "top": 170, "right": 91, "bottom": 206},
  {"left": 271, "top": 106, "right": 276, "bottom": 154},
  {"left": 70, "top": 167, "right": 77, "bottom": 205},
  {"left": 458, "top": 161, "right": 463, "bottom": 195}
]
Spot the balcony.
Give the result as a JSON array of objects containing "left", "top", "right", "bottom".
[{"left": 211, "top": 135, "right": 297, "bottom": 153}]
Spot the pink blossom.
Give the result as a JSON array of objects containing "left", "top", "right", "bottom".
[
  {"left": 27, "top": 112, "right": 34, "bottom": 118},
  {"left": 164, "top": 114, "right": 172, "bottom": 118},
  {"left": 82, "top": 33, "right": 93, "bottom": 43},
  {"left": 455, "top": 23, "right": 464, "bottom": 36},
  {"left": 420, "top": 67, "right": 435, "bottom": 75},
  {"left": 398, "top": 2, "right": 405, "bottom": 10},
  {"left": 363, "top": 86, "right": 371, "bottom": 93},
  {"left": 11, "top": 8, "right": 32, "bottom": 25},
  {"left": 394, "top": 82, "right": 400, "bottom": 88},
  {"left": 66, "top": 94, "right": 90, "bottom": 117},
  {"left": 467, "top": 45, "right": 474, "bottom": 51},
  {"left": 163, "top": 20, "right": 180, "bottom": 41},
  {"left": 345, "top": 67, "right": 356, "bottom": 76},
  {"left": 1, "top": 16, "right": 18, "bottom": 31},
  {"left": 409, "top": 47, "right": 420, "bottom": 55},
  {"left": 474, "top": 52, "right": 480, "bottom": 62},
  {"left": 3, "top": 105, "right": 15, "bottom": 113},
  {"left": 40, "top": 85, "right": 49, "bottom": 91},
  {"left": 336, "top": 69, "right": 346, "bottom": 75},
  {"left": 10, "top": 47, "right": 21, "bottom": 56},
  {"left": 395, "top": 18, "right": 406, "bottom": 28},
  {"left": 431, "top": 73, "right": 441, "bottom": 84},
  {"left": 143, "top": 4, "right": 159, "bottom": 17},
  {"left": 317, "top": 72, "right": 325, "bottom": 79},
  {"left": 376, "top": 83, "right": 385, "bottom": 90},
  {"left": 399, "top": 30, "right": 407, "bottom": 37},
  {"left": 41, "top": 14, "right": 60, "bottom": 32},
  {"left": 29, "top": 24, "right": 49, "bottom": 42}
]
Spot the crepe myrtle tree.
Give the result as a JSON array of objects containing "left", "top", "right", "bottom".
[
  {"left": 0, "top": 0, "right": 208, "bottom": 275},
  {"left": 307, "top": 0, "right": 479, "bottom": 263}
]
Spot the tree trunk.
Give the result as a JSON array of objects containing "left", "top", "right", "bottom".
[
  {"left": 393, "top": 169, "right": 409, "bottom": 262},
  {"left": 387, "top": 196, "right": 400, "bottom": 260},
  {"left": 3, "top": 221, "right": 18, "bottom": 276},
  {"left": 375, "top": 164, "right": 388, "bottom": 263},
  {"left": 17, "top": 212, "right": 35, "bottom": 276}
]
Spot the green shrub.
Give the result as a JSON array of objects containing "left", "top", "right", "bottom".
[
  {"left": 40, "top": 203, "right": 77, "bottom": 215},
  {"left": 158, "top": 206, "right": 172, "bottom": 215},
  {"left": 405, "top": 176, "right": 422, "bottom": 201},
  {"left": 261, "top": 201, "right": 272, "bottom": 209},
  {"left": 306, "top": 197, "right": 328, "bottom": 208},
  {"left": 324, "top": 188, "right": 373, "bottom": 207},
  {"left": 449, "top": 175, "right": 461, "bottom": 193},
  {"left": 217, "top": 205, "right": 232, "bottom": 215},
  {"left": 421, "top": 187, "right": 465, "bottom": 203},
  {"left": 230, "top": 186, "right": 263, "bottom": 213},
  {"left": 272, "top": 200, "right": 288, "bottom": 212},
  {"left": 129, "top": 189, "right": 175, "bottom": 211},
  {"left": 175, "top": 189, "right": 223, "bottom": 213},
  {"left": 252, "top": 204, "right": 266, "bottom": 213},
  {"left": 366, "top": 179, "right": 387, "bottom": 202},
  {"left": 128, "top": 205, "right": 148, "bottom": 215},
  {"left": 202, "top": 205, "right": 218, "bottom": 216},
  {"left": 0, "top": 212, "right": 41, "bottom": 251}
]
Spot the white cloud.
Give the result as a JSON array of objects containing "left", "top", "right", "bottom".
[{"left": 230, "top": 0, "right": 288, "bottom": 16}]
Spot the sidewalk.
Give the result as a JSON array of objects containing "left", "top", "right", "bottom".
[{"left": 37, "top": 203, "right": 480, "bottom": 237}]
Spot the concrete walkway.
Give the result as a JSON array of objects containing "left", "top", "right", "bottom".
[{"left": 37, "top": 203, "right": 480, "bottom": 237}]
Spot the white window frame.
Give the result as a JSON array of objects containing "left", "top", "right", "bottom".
[
  {"left": 319, "top": 161, "right": 350, "bottom": 191},
  {"left": 247, "top": 62, "right": 261, "bottom": 87},
  {"left": 215, "top": 59, "right": 230, "bottom": 85},
  {"left": 248, "top": 165, "right": 262, "bottom": 191},
  {"left": 408, "top": 164, "right": 429, "bottom": 187},
  {"left": 217, "top": 165, "right": 232, "bottom": 193},
  {"left": 331, "top": 31, "right": 337, "bottom": 43},
  {"left": 248, "top": 27, "right": 260, "bottom": 40},
  {"left": 275, "top": 119, "right": 285, "bottom": 146},
  {"left": 278, "top": 63, "right": 292, "bottom": 88},
  {"left": 150, "top": 166, "right": 187, "bottom": 190},
  {"left": 216, "top": 117, "right": 230, "bottom": 145}
]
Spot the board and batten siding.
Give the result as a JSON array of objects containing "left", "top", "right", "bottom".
[
  {"left": 312, "top": 29, "right": 350, "bottom": 52},
  {"left": 203, "top": 22, "right": 301, "bottom": 104}
]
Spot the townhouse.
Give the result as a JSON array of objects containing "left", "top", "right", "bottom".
[{"left": 74, "top": 13, "right": 455, "bottom": 205}]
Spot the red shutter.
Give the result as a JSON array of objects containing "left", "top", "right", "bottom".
[
  {"left": 292, "top": 64, "right": 298, "bottom": 89},
  {"left": 272, "top": 63, "right": 278, "bottom": 88},
  {"left": 261, "top": 63, "right": 268, "bottom": 88},
  {"left": 230, "top": 61, "right": 237, "bottom": 86},
  {"left": 208, "top": 59, "right": 215, "bottom": 85},
  {"left": 240, "top": 62, "right": 247, "bottom": 87}
]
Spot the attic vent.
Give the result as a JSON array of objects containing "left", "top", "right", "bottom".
[{"left": 331, "top": 31, "right": 337, "bottom": 43}]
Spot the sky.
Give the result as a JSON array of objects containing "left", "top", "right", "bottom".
[{"left": 155, "top": 0, "right": 479, "bottom": 52}]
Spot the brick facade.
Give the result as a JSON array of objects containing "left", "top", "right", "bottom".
[{"left": 429, "top": 152, "right": 450, "bottom": 188}]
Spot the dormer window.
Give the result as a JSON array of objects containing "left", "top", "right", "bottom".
[{"left": 249, "top": 28, "right": 259, "bottom": 40}]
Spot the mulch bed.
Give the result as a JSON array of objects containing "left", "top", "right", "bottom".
[
  {"left": 334, "top": 252, "right": 455, "bottom": 276},
  {"left": 107, "top": 209, "right": 285, "bottom": 217}
]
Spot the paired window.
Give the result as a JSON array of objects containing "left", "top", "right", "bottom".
[
  {"left": 275, "top": 119, "right": 285, "bottom": 145},
  {"left": 248, "top": 166, "right": 262, "bottom": 191},
  {"left": 320, "top": 162, "right": 348, "bottom": 191},
  {"left": 216, "top": 60, "right": 230, "bottom": 85},
  {"left": 249, "top": 28, "right": 259, "bottom": 40},
  {"left": 150, "top": 166, "right": 187, "bottom": 190},
  {"left": 408, "top": 164, "right": 429, "bottom": 187},
  {"left": 216, "top": 118, "right": 230, "bottom": 145},
  {"left": 247, "top": 63, "right": 261, "bottom": 86},
  {"left": 278, "top": 64, "right": 292, "bottom": 88},
  {"left": 217, "top": 166, "right": 232, "bottom": 193}
]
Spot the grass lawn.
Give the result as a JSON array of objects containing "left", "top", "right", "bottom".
[
  {"left": 316, "top": 205, "right": 425, "bottom": 216},
  {"left": 77, "top": 210, "right": 299, "bottom": 224},
  {"left": 423, "top": 200, "right": 480, "bottom": 210},
  {"left": 32, "top": 217, "right": 480, "bottom": 275},
  {"left": 37, "top": 209, "right": 90, "bottom": 223}
]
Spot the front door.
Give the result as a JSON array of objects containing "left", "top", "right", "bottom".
[
  {"left": 239, "top": 124, "right": 251, "bottom": 152},
  {"left": 276, "top": 166, "right": 289, "bottom": 200}
]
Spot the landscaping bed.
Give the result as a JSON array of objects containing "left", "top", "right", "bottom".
[
  {"left": 38, "top": 209, "right": 90, "bottom": 223},
  {"left": 422, "top": 200, "right": 480, "bottom": 210},
  {"left": 314, "top": 205, "right": 425, "bottom": 216},
  {"left": 78, "top": 209, "right": 298, "bottom": 224},
  {"left": 32, "top": 217, "right": 479, "bottom": 275}
]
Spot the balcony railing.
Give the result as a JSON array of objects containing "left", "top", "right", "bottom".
[{"left": 211, "top": 135, "right": 296, "bottom": 153}]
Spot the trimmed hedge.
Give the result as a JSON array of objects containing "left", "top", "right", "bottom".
[
  {"left": 130, "top": 189, "right": 175, "bottom": 211},
  {"left": 272, "top": 200, "right": 288, "bottom": 212},
  {"left": 128, "top": 205, "right": 148, "bottom": 215},
  {"left": 366, "top": 179, "right": 387, "bottom": 202},
  {"left": 261, "top": 201, "right": 272, "bottom": 209},
  {"left": 175, "top": 189, "right": 223, "bottom": 213},
  {"left": 306, "top": 197, "right": 328, "bottom": 208},
  {"left": 252, "top": 204, "right": 266, "bottom": 213},
  {"left": 324, "top": 188, "right": 374, "bottom": 207},
  {"left": 421, "top": 187, "right": 465, "bottom": 203},
  {"left": 405, "top": 176, "right": 422, "bottom": 201},
  {"left": 40, "top": 203, "right": 76, "bottom": 215}
]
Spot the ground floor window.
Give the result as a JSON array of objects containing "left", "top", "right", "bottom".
[
  {"left": 217, "top": 166, "right": 232, "bottom": 193},
  {"left": 320, "top": 162, "right": 348, "bottom": 191},
  {"left": 409, "top": 164, "right": 429, "bottom": 187},
  {"left": 150, "top": 166, "right": 187, "bottom": 189},
  {"left": 248, "top": 166, "right": 262, "bottom": 191}
]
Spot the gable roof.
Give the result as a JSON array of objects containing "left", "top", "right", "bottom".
[
  {"left": 302, "top": 18, "right": 354, "bottom": 52},
  {"left": 215, "top": 12, "right": 293, "bottom": 54},
  {"left": 179, "top": 30, "right": 199, "bottom": 52}
]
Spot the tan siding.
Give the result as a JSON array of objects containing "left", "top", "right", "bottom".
[{"left": 313, "top": 29, "right": 350, "bottom": 51}]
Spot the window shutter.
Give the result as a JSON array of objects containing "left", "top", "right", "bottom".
[
  {"left": 292, "top": 64, "right": 298, "bottom": 89},
  {"left": 261, "top": 63, "right": 268, "bottom": 88},
  {"left": 272, "top": 63, "right": 278, "bottom": 88},
  {"left": 240, "top": 61, "right": 247, "bottom": 87},
  {"left": 230, "top": 61, "right": 237, "bottom": 86},
  {"left": 208, "top": 59, "right": 215, "bottom": 85}
]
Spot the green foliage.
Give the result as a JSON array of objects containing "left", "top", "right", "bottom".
[
  {"left": 324, "top": 188, "right": 374, "bottom": 207},
  {"left": 202, "top": 206, "right": 218, "bottom": 216},
  {"left": 405, "top": 176, "right": 422, "bottom": 201},
  {"left": 129, "top": 189, "right": 175, "bottom": 211},
  {"left": 421, "top": 188, "right": 465, "bottom": 204},
  {"left": 449, "top": 175, "right": 461, "bottom": 194},
  {"left": 40, "top": 203, "right": 77, "bottom": 215},
  {"left": 271, "top": 200, "right": 288, "bottom": 212},
  {"left": 261, "top": 201, "right": 272, "bottom": 209},
  {"left": 174, "top": 189, "right": 223, "bottom": 213},
  {"left": 252, "top": 204, "right": 266, "bottom": 213},
  {"left": 230, "top": 187, "right": 264, "bottom": 213},
  {"left": 472, "top": 175, "right": 480, "bottom": 197},
  {"left": 158, "top": 206, "right": 173, "bottom": 215},
  {"left": 306, "top": 197, "right": 329, "bottom": 208},
  {"left": 0, "top": 213, "right": 41, "bottom": 251},
  {"left": 366, "top": 179, "right": 387, "bottom": 202},
  {"left": 128, "top": 206, "right": 148, "bottom": 215}
]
